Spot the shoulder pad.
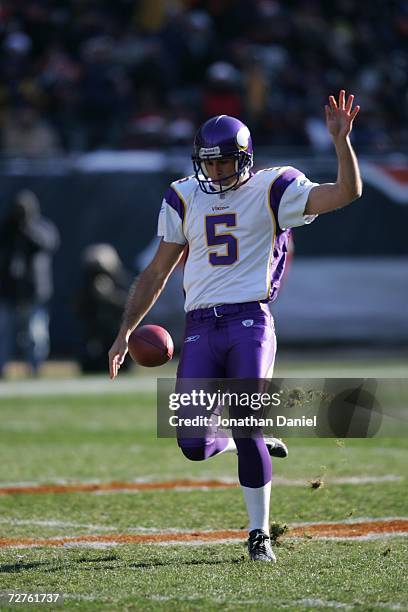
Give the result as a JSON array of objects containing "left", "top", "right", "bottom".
[
  {"left": 170, "top": 175, "right": 198, "bottom": 204},
  {"left": 255, "top": 166, "right": 290, "bottom": 178},
  {"left": 254, "top": 166, "right": 297, "bottom": 188}
]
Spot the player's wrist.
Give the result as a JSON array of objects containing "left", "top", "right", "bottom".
[
  {"left": 333, "top": 134, "right": 352, "bottom": 153},
  {"left": 117, "top": 324, "right": 132, "bottom": 342}
]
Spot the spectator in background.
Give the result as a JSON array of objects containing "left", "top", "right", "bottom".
[
  {"left": 0, "top": 190, "right": 60, "bottom": 377},
  {"left": 243, "top": 54, "right": 269, "bottom": 127},
  {"left": 78, "top": 36, "right": 132, "bottom": 150},
  {"left": 1, "top": 101, "right": 61, "bottom": 157},
  {"left": 201, "top": 61, "right": 243, "bottom": 120},
  {"left": 76, "top": 244, "right": 132, "bottom": 373},
  {"left": 40, "top": 43, "right": 83, "bottom": 151},
  {"left": 121, "top": 88, "right": 167, "bottom": 149}
]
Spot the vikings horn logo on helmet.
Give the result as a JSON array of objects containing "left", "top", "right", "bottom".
[{"left": 236, "top": 126, "right": 250, "bottom": 150}]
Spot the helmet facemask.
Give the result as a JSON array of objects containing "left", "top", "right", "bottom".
[{"left": 192, "top": 150, "right": 253, "bottom": 194}]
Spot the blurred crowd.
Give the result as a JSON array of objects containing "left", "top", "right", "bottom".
[{"left": 0, "top": 0, "right": 406, "bottom": 156}]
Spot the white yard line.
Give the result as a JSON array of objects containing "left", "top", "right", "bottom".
[
  {"left": 89, "top": 473, "right": 404, "bottom": 492},
  {"left": 0, "top": 376, "right": 156, "bottom": 397},
  {"left": 153, "top": 533, "right": 408, "bottom": 545},
  {"left": 290, "top": 516, "right": 408, "bottom": 527},
  {"left": 149, "top": 595, "right": 404, "bottom": 609},
  {"left": 63, "top": 593, "right": 104, "bottom": 602},
  {"left": 155, "top": 538, "right": 244, "bottom": 546},
  {"left": 0, "top": 519, "right": 194, "bottom": 533},
  {"left": 62, "top": 541, "right": 120, "bottom": 549},
  {"left": 295, "top": 600, "right": 350, "bottom": 609},
  {"left": 295, "top": 600, "right": 404, "bottom": 610},
  {"left": 0, "top": 474, "right": 403, "bottom": 492},
  {"left": 273, "top": 475, "right": 404, "bottom": 486},
  {"left": 0, "top": 476, "right": 158, "bottom": 487},
  {"left": 0, "top": 518, "right": 114, "bottom": 531},
  {"left": 2, "top": 517, "right": 407, "bottom": 549},
  {"left": 304, "top": 533, "right": 408, "bottom": 541},
  {"left": 1, "top": 363, "right": 407, "bottom": 397},
  {"left": 3, "top": 518, "right": 407, "bottom": 535},
  {"left": 3, "top": 531, "right": 408, "bottom": 550}
]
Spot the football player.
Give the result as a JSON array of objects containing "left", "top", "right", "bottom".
[{"left": 109, "top": 90, "right": 361, "bottom": 562}]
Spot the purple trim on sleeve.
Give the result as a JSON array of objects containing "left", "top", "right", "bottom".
[
  {"left": 269, "top": 167, "right": 302, "bottom": 227},
  {"left": 164, "top": 187, "right": 185, "bottom": 222}
]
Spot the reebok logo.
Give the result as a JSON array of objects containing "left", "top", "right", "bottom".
[
  {"left": 185, "top": 335, "right": 200, "bottom": 343},
  {"left": 212, "top": 205, "right": 230, "bottom": 211}
]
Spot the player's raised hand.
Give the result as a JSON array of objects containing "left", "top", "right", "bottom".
[
  {"left": 108, "top": 334, "right": 128, "bottom": 379},
  {"left": 325, "top": 90, "right": 360, "bottom": 142}
]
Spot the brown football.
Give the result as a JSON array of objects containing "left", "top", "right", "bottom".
[{"left": 128, "top": 325, "right": 174, "bottom": 367}]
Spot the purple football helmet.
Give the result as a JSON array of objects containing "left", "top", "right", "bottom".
[{"left": 192, "top": 115, "right": 253, "bottom": 194}]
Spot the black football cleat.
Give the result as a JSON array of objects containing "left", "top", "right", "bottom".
[
  {"left": 247, "top": 529, "right": 276, "bottom": 562},
  {"left": 265, "top": 437, "right": 288, "bottom": 458}
]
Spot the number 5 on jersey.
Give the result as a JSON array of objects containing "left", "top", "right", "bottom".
[{"left": 205, "top": 213, "right": 238, "bottom": 266}]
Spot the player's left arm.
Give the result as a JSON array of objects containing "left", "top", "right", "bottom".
[{"left": 305, "top": 90, "right": 362, "bottom": 215}]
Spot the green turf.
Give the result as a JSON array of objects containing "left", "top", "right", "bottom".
[
  {"left": 0, "top": 373, "right": 407, "bottom": 611},
  {"left": 0, "top": 540, "right": 406, "bottom": 611}
]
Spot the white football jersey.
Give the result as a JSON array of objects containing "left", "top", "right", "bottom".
[{"left": 157, "top": 166, "right": 318, "bottom": 312}]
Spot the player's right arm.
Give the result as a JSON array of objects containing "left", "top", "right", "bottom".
[{"left": 108, "top": 239, "right": 185, "bottom": 379}]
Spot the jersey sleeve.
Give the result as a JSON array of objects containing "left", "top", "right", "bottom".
[
  {"left": 157, "top": 186, "right": 187, "bottom": 245},
  {"left": 269, "top": 167, "right": 319, "bottom": 230}
]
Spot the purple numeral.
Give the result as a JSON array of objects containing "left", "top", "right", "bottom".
[{"left": 205, "top": 214, "right": 238, "bottom": 265}]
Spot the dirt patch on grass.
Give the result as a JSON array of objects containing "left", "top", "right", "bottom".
[
  {"left": 0, "top": 479, "right": 237, "bottom": 495},
  {"left": 0, "top": 520, "right": 407, "bottom": 548}
]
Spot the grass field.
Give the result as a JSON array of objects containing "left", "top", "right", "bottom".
[{"left": 0, "top": 357, "right": 407, "bottom": 611}]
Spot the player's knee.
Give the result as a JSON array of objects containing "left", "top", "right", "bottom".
[
  {"left": 179, "top": 446, "right": 206, "bottom": 461},
  {"left": 234, "top": 436, "right": 265, "bottom": 458},
  {"left": 178, "top": 439, "right": 206, "bottom": 461}
]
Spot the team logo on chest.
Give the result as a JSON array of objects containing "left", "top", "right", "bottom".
[{"left": 242, "top": 319, "right": 254, "bottom": 327}]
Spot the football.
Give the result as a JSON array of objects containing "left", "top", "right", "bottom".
[{"left": 128, "top": 324, "right": 174, "bottom": 367}]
